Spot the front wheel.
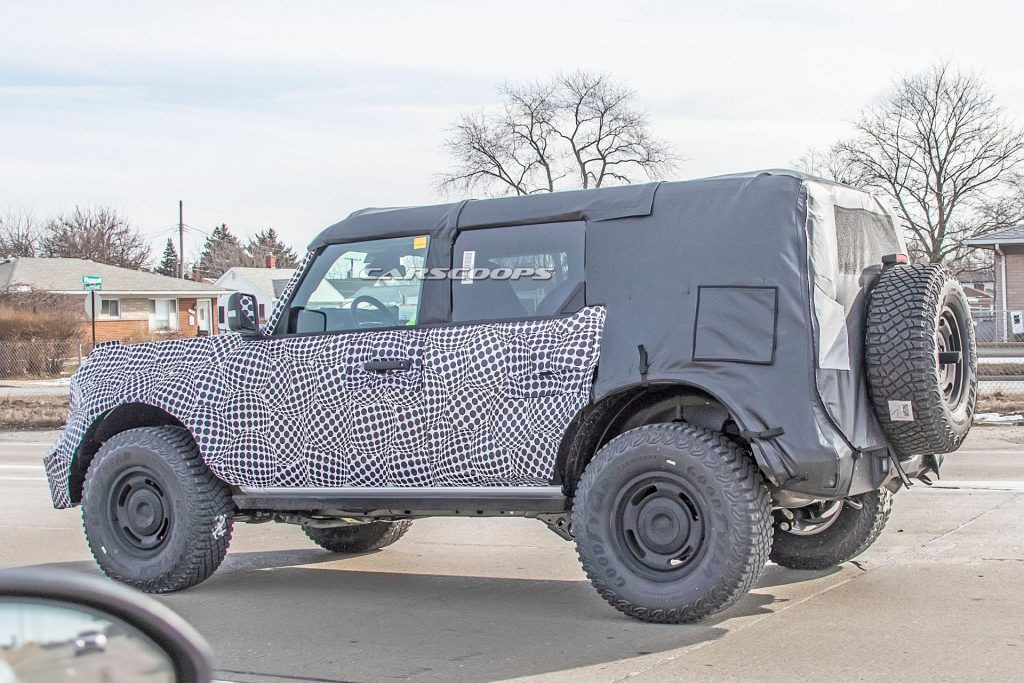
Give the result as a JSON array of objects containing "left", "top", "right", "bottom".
[
  {"left": 82, "top": 426, "right": 234, "bottom": 593},
  {"left": 770, "top": 488, "right": 892, "bottom": 570},
  {"left": 572, "top": 423, "right": 772, "bottom": 624}
]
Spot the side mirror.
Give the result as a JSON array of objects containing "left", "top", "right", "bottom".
[
  {"left": 226, "top": 292, "right": 260, "bottom": 335},
  {"left": 0, "top": 567, "right": 213, "bottom": 682}
]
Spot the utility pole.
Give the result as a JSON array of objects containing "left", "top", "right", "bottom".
[{"left": 178, "top": 200, "right": 185, "bottom": 279}]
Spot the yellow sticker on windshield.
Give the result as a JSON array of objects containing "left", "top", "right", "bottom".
[{"left": 413, "top": 236, "right": 428, "bottom": 250}]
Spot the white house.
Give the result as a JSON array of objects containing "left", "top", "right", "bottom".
[{"left": 213, "top": 262, "right": 296, "bottom": 329}]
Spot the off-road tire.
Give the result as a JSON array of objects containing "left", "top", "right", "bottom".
[
  {"left": 304, "top": 520, "right": 413, "bottom": 553},
  {"left": 572, "top": 423, "right": 772, "bottom": 624},
  {"left": 770, "top": 488, "right": 892, "bottom": 570},
  {"left": 865, "top": 263, "right": 976, "bottom": 456},
  {"left": 82, "top": 426, "right": 233, "bottom": 593}
]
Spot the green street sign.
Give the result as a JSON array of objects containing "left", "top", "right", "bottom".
[{"left": 82, "top": 275, "right": 103, "bottom": 291}]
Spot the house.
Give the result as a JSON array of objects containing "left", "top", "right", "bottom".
[
  {"left": 957, "top": 270, "right": 996, "bottom": 316},
  {"left": 0, "top": 257, "right": 227, "bottom": 342},
  {"left": 213, "top": 257, "right": 296, "bottom": 328},
  {"left": 966, "top": 226, "right": 1024, "bottom": 340}
]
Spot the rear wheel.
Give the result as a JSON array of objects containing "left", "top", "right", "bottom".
[
  {"left": 770, "top": 488, "right": 892, "bottom": 570},
  {"left": 82, "top": 426, "right": 233, "bottom": 593},
  {"left": 304, "top": 520, "right": 412, "bottom": 553},
  {"left": 572, "top": 423, "right": 772, "bottom": 623}
]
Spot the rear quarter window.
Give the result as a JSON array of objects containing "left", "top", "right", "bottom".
[{"left": 834, "top": 207, "right": 901, "bottom": 275}]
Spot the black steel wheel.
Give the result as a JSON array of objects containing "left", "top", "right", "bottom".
[
  {"left": 573, "top": 423, "right": 772, "bottom": 624},
  {"left": 82, "top": 426, "right": 233, "bottom": 593},
  {"left": 611, "top": 472, "right": 709, "bottom": 581},
  {"left": 107, "top": 466, "right": 174, "bottom": 558}
]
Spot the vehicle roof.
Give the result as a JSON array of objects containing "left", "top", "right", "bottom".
[{"left": 309, "top": 169, "right": 845, "bottom": 249}]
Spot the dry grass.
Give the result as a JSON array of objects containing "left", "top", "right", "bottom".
[
  {"left": 978, "top": 363, "right": 1024, "bottom": 377},
  {"left": 0, "top": 395, "right": 68, "bottom": 430},
  {"left": 977, "top": 393, "right": 1024, "bottom": 416},
  {"left": 0, "top": 297, "right": 82, "bottom": 342}
]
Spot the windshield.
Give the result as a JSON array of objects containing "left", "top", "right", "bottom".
[{"left": 285, "top": 235, "right": 429, "bottom": 332}]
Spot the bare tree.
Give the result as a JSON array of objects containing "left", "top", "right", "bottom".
[
  {"left": 792, "top": 148, "right": 860, "bottom": 186},
  {"left": 438, "top": 71, "right": 677, "bottom": 196},
  {"left": 811, "top": 63, "right": 1024, "bottom": 263},
  {"left": 41, "top": 206, "right": 151, "bottom": 269},
  {"left": 0, "top": 208, "right": 40, "bottom": 258}
]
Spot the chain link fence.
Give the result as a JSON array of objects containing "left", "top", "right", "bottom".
[
  {"left": 974, "top": 311, "right": 1024, "bottom": 395},
  {"left": 0, "top": 340, "right": 86, "bottom": 398}
]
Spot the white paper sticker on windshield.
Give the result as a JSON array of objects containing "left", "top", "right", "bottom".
[{"left": 461, "top": 250, "right": 475, "bottom": 284}]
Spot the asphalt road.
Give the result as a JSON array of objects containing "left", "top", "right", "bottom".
[{"left": 1, "top": 429, "right": 1022, "bottom": 682}]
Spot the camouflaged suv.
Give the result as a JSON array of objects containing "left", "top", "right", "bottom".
[{"left": 46, "top": 170, "right": 976, "bottom": 623}]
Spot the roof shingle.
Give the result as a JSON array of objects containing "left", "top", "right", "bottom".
[
  {"left": 0, "top": 258, "right": 226, "bottom": 295},
  {"left": 965, "top": 224, "right": 1024, "bottom": 246}
]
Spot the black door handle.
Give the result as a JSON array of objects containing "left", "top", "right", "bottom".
[{"left": 364, "top": 359, "right": 412, "bottom": 372}]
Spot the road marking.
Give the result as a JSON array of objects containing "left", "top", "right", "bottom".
[
  {"left": 0, "top": 464, "right": 44, "bottom": 470},
  {"left": 0, "top": 442, "right": 56, "bottom": 447},
  {"left": 0, "top": 475, "right": 48, "bottom": 482},
  {"left": 927, "top": 480, "right": 1024, "bottom": 491},
  {"left": 955, "top": 449, "right": 1024, "bottom": 453}
]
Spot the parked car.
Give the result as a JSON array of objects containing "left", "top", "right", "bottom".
[{"left": 44, "top": 170, "right": 976, "bottom": 623}]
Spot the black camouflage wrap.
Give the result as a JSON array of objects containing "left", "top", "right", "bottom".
[{"left": 45, "top": 306, "right": 605, "bottom": 508}]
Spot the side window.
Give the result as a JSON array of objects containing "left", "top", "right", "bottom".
[
  {"left": 452, "top": 221, "right": 585, "bottom": 323},
  {"left": 285, "top": 235, "right": 429, "bottom": 334}
]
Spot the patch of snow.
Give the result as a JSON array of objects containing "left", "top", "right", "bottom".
[{"left": 974, "top": 412, "right": 1024, "bottom": 423}]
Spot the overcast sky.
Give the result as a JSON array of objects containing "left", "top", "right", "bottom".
[{"left": 2, "top": 1, "right": 1022, "bottom": 263}]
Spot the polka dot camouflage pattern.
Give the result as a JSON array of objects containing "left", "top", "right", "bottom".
[{"left": 44, "top": 306, "right": 606, "bottom": 508}]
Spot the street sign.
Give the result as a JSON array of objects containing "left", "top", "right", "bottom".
[{"left": 82, "top": 275, "right": 103, "bottom": 291}]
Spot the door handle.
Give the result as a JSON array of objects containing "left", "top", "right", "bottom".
[{"left": 364, "top": 359, "right": 412, "bottom": 372}]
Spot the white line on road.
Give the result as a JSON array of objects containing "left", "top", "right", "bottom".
[
  {"left": 0, "top": 442, "right": 55, "bottom": 447},
  {"left": 928, "top": 480, "right": 1024, "bottom": 491},
  {"left": 0, "top": 476, "right": 48, "bottom": 482},
  {"left": 0, "top": 464, "right": 44, "bottom": 470}
]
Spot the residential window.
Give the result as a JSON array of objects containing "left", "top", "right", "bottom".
[
  {"left": 218, "top": 306, "right": 226, "bottom": 325},
  {"left": 286, "top": 235, "right": 429, "bottom": 333},
  {"left": 258, "top": 303, "right": 266, "bottom": 321},
  {"left": 99, "top": 299, "right": 120, "bottom": 318},
  {"left": 148, "top": 299, "right": 179, "bottom": 331},
  {"left": 452, "top": 222, "right": 585, "bottom": 322}
]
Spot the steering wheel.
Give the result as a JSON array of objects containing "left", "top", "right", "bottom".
[{"left": 351, "top": 295, "right": 400, "bottom": 328}]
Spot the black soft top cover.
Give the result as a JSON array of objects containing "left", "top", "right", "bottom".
[{"left": 310, "top": 170, "right": 896, "bottom": 495}]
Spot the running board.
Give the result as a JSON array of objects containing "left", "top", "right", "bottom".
[{"left": 233, "top": 485, "right": 568, "bottom": 514}]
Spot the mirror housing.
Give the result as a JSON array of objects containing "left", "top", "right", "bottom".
[
  {"left": 0, "top": 567, "right": 213, "bottom": 682},
  {"left": 226, "top": 292, "right": 260, "bottom": 335}
]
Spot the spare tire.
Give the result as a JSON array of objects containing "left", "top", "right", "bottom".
[{"left": 865, "top": 263, "right": 977, "bottom": 456}]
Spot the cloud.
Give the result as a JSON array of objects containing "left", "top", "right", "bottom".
[{"left": 2, "top": 0, "right": 1023, "bottom": 256}]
